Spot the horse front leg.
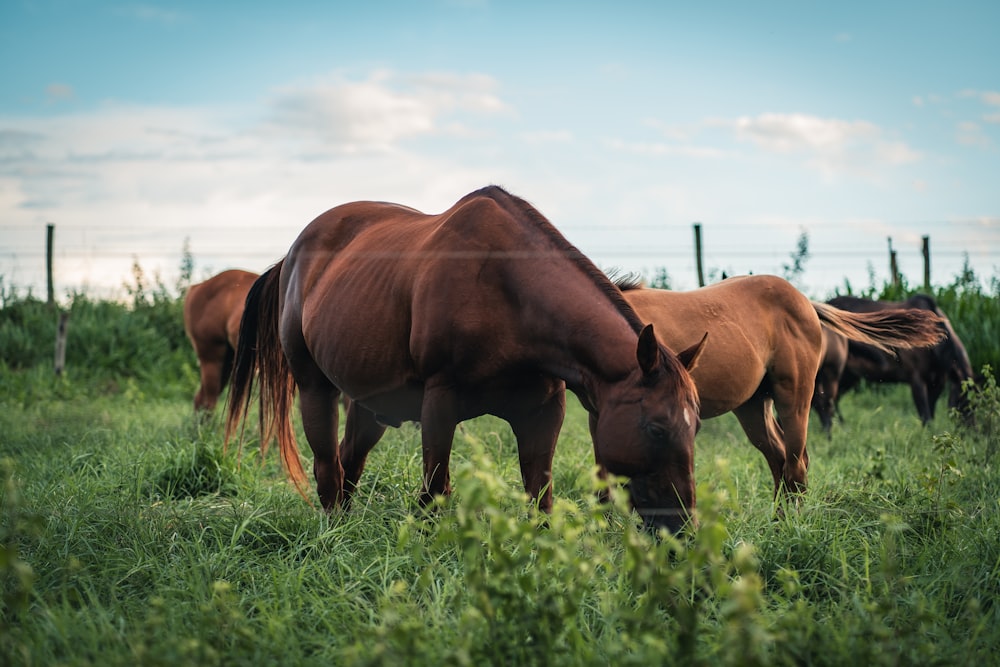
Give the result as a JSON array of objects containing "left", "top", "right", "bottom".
[
  {"left": 507, "top": 387, "right": 566, "bottom": 514},
  {"left": 588, "top": 411, "right": 611, "bottom": 504},
  {"left": 910, "top": 380, "right": 933, "bottom": 425},
  {"left": 418, "top": 382, "right": 459, "bottom": 507}
]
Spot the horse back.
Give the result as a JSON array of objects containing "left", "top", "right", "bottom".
[
  {"left": 622, "top": 275, "right": 821, "bottom": 417},
  {"left": 279, "top": 190, "right": 591, "bottom": 403},
  {"left": 184, "top": 269, "right": 259, "bottom": 349},
  {"left": 627, "top": 275, "right": 819, "bottom": 352}
]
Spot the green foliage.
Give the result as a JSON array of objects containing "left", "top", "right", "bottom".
[
  {"left": 1, "top": 459, "right": 43, "bottom": 627},
  {"left": 0, "top": 260, "right": 196, "bottom": 402},
  {"left": 646, "top": 266, "right": 672, "bottom": 289},
  {"left": 2, "top": 262, "right": 1000, "bottom": 665},
  {"left": 145, "top": 437, "right": 242, "bottom": 501},
  {"left": 932, "top": 272, "right": 1000, "bottom": 384},
  {"left": 955, "top": 366, "right": 1000, "bottom": 459},
  {"left": 3, "top": 384, "right": 1000, "bottom": 665},
  {"left": 782, "top": 229, "right": 810, "bottom": 288}
]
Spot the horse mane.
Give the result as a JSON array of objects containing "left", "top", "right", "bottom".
[
  {"left": 466, "top": 185, "right": 649, "bottom": 335},
  {"left": 609, "top": 272, "right": 645, "bottom": 292}
]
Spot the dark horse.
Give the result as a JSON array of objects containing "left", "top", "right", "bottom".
[
  {"left": 820, "top": 294, "right": 974, "bottom": 426},
  {"left": 183, "top": 269, "right": 259, "bottom": 411},
  {"left": 226, "top": 186, "right": 704, "bottom": 533},
  {"left": 811, "top": 324, "right": 849, "bottom": 436},
  {"left": 616, "top": 276, "right": 944, "bottom": 500}
]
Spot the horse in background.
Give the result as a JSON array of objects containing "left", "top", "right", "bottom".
[
  {"left": 824, "top": 294, "right": 975, "bottom": 425},
  {"left": 226, "top": 186, "right": 704, "bottom": 533},
  {"left": 183, "top": 269, "right": 259, "bottom": 412},
  {"left": 811, "top": 325, "right": 848, "bottom": 437},
  {"left": 616, "top": 275, "right": 945, "bottom": 501}
]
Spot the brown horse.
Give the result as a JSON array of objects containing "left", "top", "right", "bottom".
[
  {"left": 822, "top": 294, "right": 974, "bottom": 425},
  {"left": 183, "top": 269, "right": 259, "bottom": 411},
  {"left": 226, "top": 186, "right": 705, "bottom": 532},
  {"left": 616, "top": 275, "right": 945, "bottom": 500}
]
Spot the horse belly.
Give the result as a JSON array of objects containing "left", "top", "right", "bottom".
[
  {"left": 298, "top": 288, "right": 420, "bottom": 417},
  {"left": 354, "top": 385, "right": 425, "bottom": 427}
]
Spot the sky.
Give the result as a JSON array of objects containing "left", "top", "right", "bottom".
[{"left": 1, "top": 0, "right": 998, "bottom": 300}]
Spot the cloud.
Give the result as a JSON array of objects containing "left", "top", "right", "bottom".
[
  {"left": 956, "top": 121, "right": 992, "bottom": 148},
  {"left": 262, "top": 70, "right": 509, "bottom": 153},
  {"left": 979, "top": 91, "right": 1000, "bottom": 124},
  {"left": 958, "top": 89, "right": 1000, "bottom": 124},
  {"left": 521, "top": 129, "right": 574, "bottom": 144},
  {"left": 727, "top": 112, "right": 920, "bottom": 177},
  {"left": 606, "top": 138, "right": 730, "bottom": 159},
  {"left": 0, "top": 69, "right": 518, "bottom": 293},
  {"left": 45, "top": 84, "right": 75, "bottom": 103}
]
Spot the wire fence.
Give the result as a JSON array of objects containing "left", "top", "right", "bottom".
[{"left": 2, "top": 220, "right": 997, "bottom": 301}]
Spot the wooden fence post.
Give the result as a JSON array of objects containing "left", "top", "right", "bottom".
[
  {"left": 922, "top": 235, "right": 931, "bottom": 291},
  {"left": 46, "top": 222, "right": 70, "bottom": 376},
  {"left": 888, "top": 237, "right": 899, "bottom": 288},
  {"left": 54, "top": 311, "right": 69, "bottom": 377},
  {"left": 46, "top": 223, "right": 55, "bottom": 305},
  {"left": 693, "top": 223, "right": 705, "bottom": 287}
]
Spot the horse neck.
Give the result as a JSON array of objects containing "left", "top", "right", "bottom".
[{"left": 518, "top": 273, "right": 641, "bottom": 400}]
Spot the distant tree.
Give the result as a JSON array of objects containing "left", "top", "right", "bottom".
[
  {"left": 782, "top": 230, "right": 810, "bottom": 287},
  {"left": 648, "top": 267, "right": 671, "bottom": 289},
  {"left": 177, "top": 237, "right": 194, "bottom": 296}
]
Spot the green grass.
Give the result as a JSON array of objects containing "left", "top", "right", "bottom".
[
  {"left": 3, "top": 265, "right": 1000, "bottom": 665},
  {"left": 2, "top": 380, "right": 999, "bottom": 666}
]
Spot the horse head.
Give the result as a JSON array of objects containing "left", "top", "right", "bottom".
[{"left": 590, "top": 325, "right": 706, "bottom": 534}]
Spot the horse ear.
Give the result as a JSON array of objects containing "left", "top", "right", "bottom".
[
  {"left": 636, "top": 324, "right": 660, "bottom": 375},
  {"left": 677, "top": 332, "right": 708, "bottom": 371}
]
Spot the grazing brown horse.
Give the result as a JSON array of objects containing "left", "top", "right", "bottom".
[
  {"left": 226, "top": 186, "right": 704, "bottom": 533},
  {"left": 183, "top": 269, "right": 259, "bottom": 411},
  {"left": 616, "top": 275, "right": 945, "bottom": 500},
  {"left": 822, "top": 294, "right": 974, "bottom": 425}
]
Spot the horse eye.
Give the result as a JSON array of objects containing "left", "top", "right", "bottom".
[{"left": 645, "top": 423, "right": 668, "bottom": 441}]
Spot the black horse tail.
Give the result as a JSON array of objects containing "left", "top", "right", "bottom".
[
  {"left": 224, "top": 260, "right": 311, "bottom": 500},
  {"left": 811, "top": 302, "right": 947, "bottom": 353}
]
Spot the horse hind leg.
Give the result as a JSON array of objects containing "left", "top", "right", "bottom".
[
  {"left": 296, "top": 373, "right": 345, "bottom": 510},
  {"left": 192, "top": 339, "right": 229, "bottom": 411},
  {"left": 340, "top": 400, "right": 387, "bottom": 509},
  {"left": 768, "top": 370, "right": 814, "bottom": 499},
  {"left": 733, "top": 398, "right": 788, "bottom": 499},
  {"left": 418, "top": 382, "right": 461, "bottom": 507}
]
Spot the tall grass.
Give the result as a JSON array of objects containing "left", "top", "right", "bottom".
[{"left": 2, "top": 266, "right": 1000, "bottom": 665}]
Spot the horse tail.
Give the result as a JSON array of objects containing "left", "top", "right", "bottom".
[
  {"left": 224, "top": 260, "right": 311, "bottom": 501},
  {"left": 811, "top": 301, "right": 947, "bottom": 354}
]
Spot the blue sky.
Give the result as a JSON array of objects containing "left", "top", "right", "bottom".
[{"left": 2, "top": 0, "right": 998, "bottom": 298}]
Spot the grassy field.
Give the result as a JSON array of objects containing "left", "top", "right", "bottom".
[
  {"left": 2, "top": 266, "right": 1000, "bottom": 665},
  {"left": 2, "top": 370, "right": 999, "bottom": 666}
]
